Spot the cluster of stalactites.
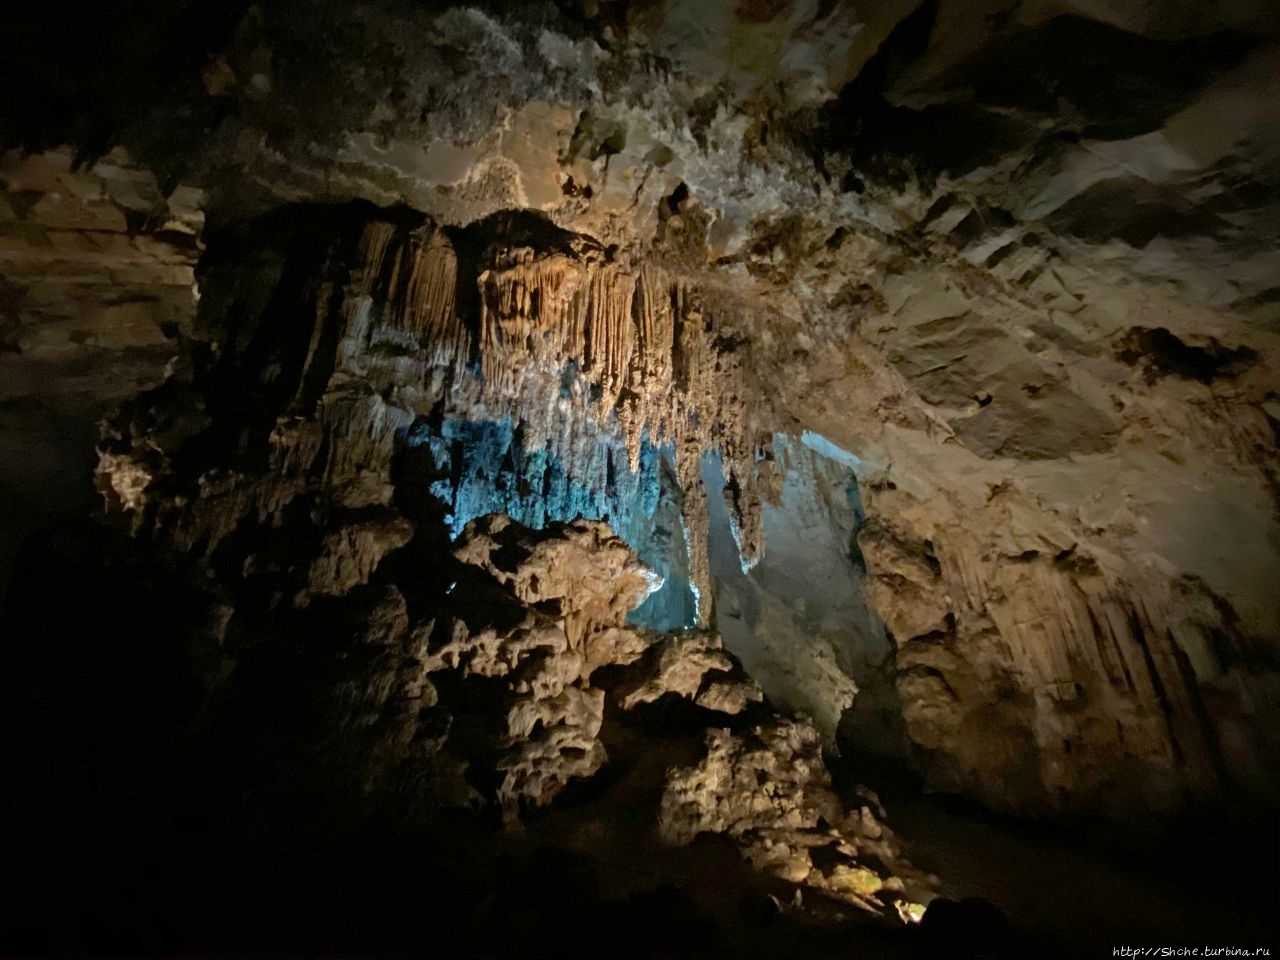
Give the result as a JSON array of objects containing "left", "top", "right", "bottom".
[
  {"left": 356, "top": 219, "right": 466, "bottom": 369},
  {"left": 348, "top": 218, "right": 769, "bottom": 607}
]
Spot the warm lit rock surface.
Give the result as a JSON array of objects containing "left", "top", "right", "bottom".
[
  {"left": 660, "top": 718, "right": 933, "bottom": 916},
  {"left": 6, "top": 0, "right": 1280, "bottom": 821},
  {"left": 437, "top": 514, "right": 655, "bottom": 813},
  {"left": 453, "top": 514, "right": 656, "bottom": 646},
  {"left": 620, "top": 631, "right": 745, "bottom": 709}
]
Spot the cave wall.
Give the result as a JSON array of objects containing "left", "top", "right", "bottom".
[
  {"left": 2, "top": 0, "right": 1279, "bottom": 820},
  {"left": 92, "top": 195, "right": 1279, "bottom": 819},
  {"left": 0, "top": 149, "right": 201, "bottom": 599},
  {"left": 772, "top": 233, "right": 1280, "bottom": 813}
]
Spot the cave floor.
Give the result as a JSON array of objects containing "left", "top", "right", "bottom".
[{"left": 837, "top": 756, "right": 1280, "bottom": 956}]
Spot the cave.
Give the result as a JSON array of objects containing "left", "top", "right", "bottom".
[{"left": 1, "top": 1, "right": 1278, "bottom": 957}]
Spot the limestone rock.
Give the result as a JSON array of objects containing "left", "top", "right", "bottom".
[
  {"left": 9, "top": 0, "right": 1280, "bottom": 826},
  {"left": 436, "top": 514, "right": 672, "bottom": 815},
  {"left": 695, "top": 680, "right": 764, "bottom": 715},
  {"left": 300, "top": 512, "right": 414, "bottom": 602},
  {"left": 582, "top": 625, "right": 655, "bottom": 676},
  {"left": 619, "top": 631, "right": 760, "bottom": 713},
  {"left": 499, "top": 685, "right": 607, "bottom": 812},
  {"left": 454, "top": 514, "right": 655, "bottom": 644},
  {"left": 659, "top": 718, "right": 934, "bottom": 918}
]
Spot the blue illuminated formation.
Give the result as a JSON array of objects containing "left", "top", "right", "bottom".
[
  {"left": 799, "top": 431, "right": 862, "bottom": 472},
  {"left": 400, "top": 416, "right": 698, "bottom": 630}
]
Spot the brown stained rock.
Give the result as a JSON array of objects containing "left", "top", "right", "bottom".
[
  {"left": 849, "top": 477, "right": 1275, "bottom": 815},
  {"left": 434, "top": 518, "right": 761, "bottom": 816},
  {"left": 660, "top": 721, "right": 843, "bottom": 846}
]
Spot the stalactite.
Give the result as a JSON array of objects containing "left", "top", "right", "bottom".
[
  {"left": 354, "top": 221, "right": 397, "bottom": 298},
  {"left": 100, "top": 208, "right": 773, "bottom": 629},
  {"left": 336, "top": 214, "right": 769, "bottom": 621},
  {"left": 402, "top": 227, "right": 462, "bottom": 360}
]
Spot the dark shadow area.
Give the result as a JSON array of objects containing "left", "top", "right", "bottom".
[
  {"left": 0, "top": 517, "right": 933, "bottom": 959},
  {"left": 1115, "top": 326, "right": 1259, "bottom": 384},
  {"left": 832, "top": 750, "right": 1280, "bottom": 957},
  {"left": 804, "top": 5, "right": 1255, "bottom": 192}
]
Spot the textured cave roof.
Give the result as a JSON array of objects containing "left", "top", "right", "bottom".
[{"left": 1, "top": 0, "right": 1278, "bottom": 642}]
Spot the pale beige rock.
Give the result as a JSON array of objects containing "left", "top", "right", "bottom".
[
  {"left": 620, "top": 632, "right": 736, "bottom": 709},
  {"left": 581, "top": 626, "right": 655, "bottom": 676},
  {"left": 659, "top": 718, "right": 935, "bottom": 917},
  {"left": 454, "top": 514, "right": 656, "bottom": 644},
  {"left": 695, "top": 680, "right": 764, "bottom": 715},
  {"left": 440, "top": 515, "right": 677, "bottom": 815}
]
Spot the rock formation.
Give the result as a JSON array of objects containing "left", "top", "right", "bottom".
[
  {"left": 95, "top": 179, "right": 1277, "bottom": 816},
  {"left": 79, "top": 192, "right": 931, "bottom": 925},
  {"left": 0, "top": 147, "right": 202, "bottom": 595},
  {"left": 660, "top": 718, "right": 932, "bottom": 919},
  {"left": 436, "top": 514, "right": 652, "bottom": 814},
  {"left": 2, "top": 0, "right": 1279, "bottom": 950}
]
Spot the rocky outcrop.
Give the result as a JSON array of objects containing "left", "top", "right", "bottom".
[
  {"left": 660, "top": 718, "right": 933, "bottom": 919},
  {"left": 434, "top": 515, "right": 657, "bottom": 813},
  {"left": 452, "top": 514, "right": 656, "bottom": 646},
  {"left": 619, "top": 631, "right": 757, "bottom": 710},
  {"left": 99, "top": 202, "right": 771, "bottom": 622}
]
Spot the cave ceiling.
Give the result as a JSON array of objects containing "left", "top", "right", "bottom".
[{"left": 1, "top": 0, "right": 1279, "bottom": 815}]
